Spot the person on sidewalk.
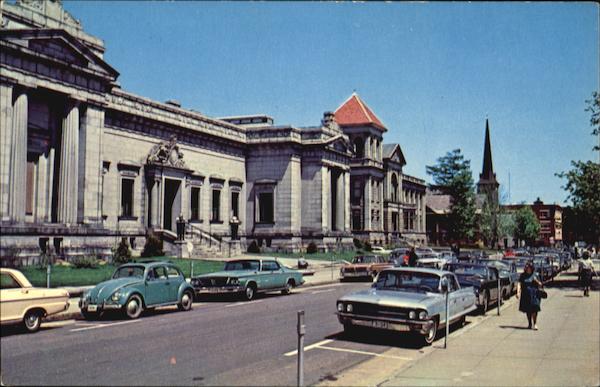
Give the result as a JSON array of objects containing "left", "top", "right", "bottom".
[
  {"left": 517, "top": 261, "right": 544, "bottom": 330},
  {"left": 408, "top": 247, "right": 418, "bottom": 267},
  {"left": 579, "top": 251, "right": 597, "bottom": 297}
]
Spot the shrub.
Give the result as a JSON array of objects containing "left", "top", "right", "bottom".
[
  {"left": 364, "top": 241, "right": 372, "bottom": 252},
  {"left": 113, "top": 238, "right": 132, "bottom": 264},
  {"left": 353, "top": 238, "right": 363, "bottom": 249},
  {"left": 306, "top": 242, "right": 318, "bottom": 254},
  {"left": 247, "top": 240, "right": 260, "bottom": 253},
  {"left": 71, "top": 256, "right": 98, "bottom": 269},
  {"left": 141, "top": 232, "right": 164, "bottom": 258}
]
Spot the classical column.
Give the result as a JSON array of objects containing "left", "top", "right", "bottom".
[
  {"left": 79, "top": 105, "right": 104, "bottom": 224},
  {"left": 344, "top": 171, "right": 351, "bottom": 232},
  {"left": 421, "top": 193, "right": 427, "bottom": 233},
  {"left": 57, "top": 102, "right": 79, "bottom": 224},
  {"left": 322, "top": 166, "right": 331, "bottom": 231},
  {"left": 335, "top": 170, "right": 345, "bottom": 232},
  {"left": 363, "top": 177, "right": 371, "bottom": 231},
  {"left": 365, "top": 137, "right": 371, "bottom": 159},
  {"left": 150, "top": 177, "right": 160, "bottom": 228},
  {"left": 0, "top": 83, "right": 14, "bottom": 221},
  {"left": 8, "top": 91, "right": 28, "bottom": 222},
  {"left": 379, "top": 180, "right": 384, "bottom": 231}
]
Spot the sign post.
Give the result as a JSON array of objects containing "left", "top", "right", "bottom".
[
  {"left": 297, "top": 310, "right": 305, "bottom": 387},
  {"left": 497, "top": 275, "right": 501, "bottom": 316}
]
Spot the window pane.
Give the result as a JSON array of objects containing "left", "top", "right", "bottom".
[
  {"left": 121, "top": 179, "right": 134, "bottom": 217},
  {"left": 231, "top": 191, "right": 239, "bottom": 218},
  {"left": 1, "top": 274, "right": 21, "bottom": 289},
  {"left": 191, "top": 187, "right": 200, "bottom": 220},
  {"left": 258, "top": 192, "right": 274, "bottom": 223},
  {"left": 212, "top": 189, "right": 221, "bottom": 221}
]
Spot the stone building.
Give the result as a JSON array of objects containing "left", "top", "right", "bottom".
[
  {"left": 334, "top": 94, "right": 426, "bottom": 246},
  {"left": 0, "top": 1, "right": 425, "bottom": 262},
  {"left": 503, "top": 199, "right": 563, "bottom": 248}
]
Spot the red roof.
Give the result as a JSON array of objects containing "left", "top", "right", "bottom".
[{"left": 334, "top": 93, "right": 386, "bottom": 130}]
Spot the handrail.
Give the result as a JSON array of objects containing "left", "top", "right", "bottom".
[{"left": 186, "top": 223, "right": 222, "bottom": 250}]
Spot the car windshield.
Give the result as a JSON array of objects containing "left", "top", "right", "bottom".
[
  {"left": 224, "top": 260, "right": 260, "bottom": 271},
  {"left": 450, "top": 265, "right": 488, "bottom": 277},
  {"left": 113, "top": 266, "right": 145, "bottom": 279},
  {"left": 353, "top": 256, "right": 377, "bottom": 264},
  {"left": 375, "top": 271, "right": 440, "bottom": 293}
]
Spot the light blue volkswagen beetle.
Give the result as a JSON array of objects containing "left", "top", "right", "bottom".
[{"left": 79, "top": 261, "right": 195, "bottom": 320}]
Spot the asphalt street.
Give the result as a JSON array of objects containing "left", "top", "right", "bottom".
[{"left": 0, "top": 281, "right": 429, "bottom": 386}]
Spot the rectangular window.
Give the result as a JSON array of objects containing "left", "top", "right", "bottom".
[
  {"left": 121, "top": 178, "right": 134, "bottom": 217},
  {"left": 231, "top": 191, "right": 239, "bottom": 218},
  {"left": 258, "top": 192, "right": 274, "bottom": 223},
  {"left": 190, "top": 187, "right": 200, "bottom": 221},
  {"left": 212, "top": 189, "right": 221, "bottom": 222}
]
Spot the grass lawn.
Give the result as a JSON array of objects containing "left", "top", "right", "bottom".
[
  {"left": 20, "top": 257, "right": 226, "bottom": 288},
  {"left": 245, "top": 250, "right": 359, "bottom": 262}
]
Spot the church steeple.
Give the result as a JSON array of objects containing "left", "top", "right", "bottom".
[{"left": 477, "top": 119, "right": 499, "bottom": 205}]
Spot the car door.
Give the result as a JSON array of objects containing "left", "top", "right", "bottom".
[
  {"left": 445, "top": 275, "right": 462, "bottom": 320},
  {"left": 258, "top": 261, "right": 274, "bottom": 290},
  {"left": 487, "top": 268, "right": 500, "bottom": 303},
  {"left": 145, "top": 266, "right": 170, "bottom": 305},
  {"left": 165, "top": 265, "right": 184, "bottom": 303},
  {"left": 271, "top": 261, "right": 287, "bottom": 288},
  {"left": 0, "top": 272, "right": 27, "bottom": 322}
]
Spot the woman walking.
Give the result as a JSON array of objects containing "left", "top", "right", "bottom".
[
  {"left": 579, "top": 251, "right": 597, "bottom": 297},
  {"left": 517, "top": 261, "right": 544, "bottom": 330}
]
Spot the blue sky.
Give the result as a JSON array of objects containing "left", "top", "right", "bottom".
[{"left": 63, "top": 1, "right": 599, "bottom": 205}]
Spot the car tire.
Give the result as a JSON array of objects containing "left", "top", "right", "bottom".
[
  {"left": 281, "top": 280, "right": 293, "bottom": 295},
  {"left": 343, "top": 323, "right": 357, "bottom": 336},
  {"left": 124, "top": 295, "right": 143, "bottom": 319},
  {"left": 480, "top": 292, "right": 489, "bottom": 314},
  {"left": 422, "top": 319, "right": 438, "bottom": 345},
  {"left": 244, "top": 284, "right": 256, "bottom": 301},
  {"left": 178, "top": 290, "right": 193, "bottom": 311},
  {"left": 23, "top": 310, "right": 43, "bottom": 333}
]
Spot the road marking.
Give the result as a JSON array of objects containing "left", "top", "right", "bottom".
[
  {"left": 41, "top": 319, "right": 76, "bottom": 328},
  {"left": 225, "top": 300, "right": 264, "bottom": 308},
  {"left": 311, "top": 289, "right": 335, "bottom": 295},
  {"left": 316, "top": 345, "right": 413, "bottom": 360},
  {"left": 284, "top": 339, "right": 334, "bottom": 356},
  {"left": 70, "top": 319, "right": 141, "bottom": 332},
  {"left": 297, "top": 283, "right": 344, "bottom": 293}
]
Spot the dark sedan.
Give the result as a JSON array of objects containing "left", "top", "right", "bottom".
[{"left": 445, "top": 263, "right": 501, "bottom": 314}]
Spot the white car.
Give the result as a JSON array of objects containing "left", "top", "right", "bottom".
[
  {"left": 1, "top": 268, "right": 70, "bottom": 332},
  {"left": 371, "top": 246, "right": 392, "bottom": 254}
]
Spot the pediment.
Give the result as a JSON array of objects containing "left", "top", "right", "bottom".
[
  {"left": 326, "top": 135, "right": 354, "bottom": 156},
  {"left": 0, "top": 28, "right": 119, "bottom": 80},
  {"left": 384, "top": 144, "right": 406, "bottom": 166}
]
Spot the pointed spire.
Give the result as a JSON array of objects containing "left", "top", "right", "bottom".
[{"left": 481, "top": 118, "right": 494, "bottom": 180}]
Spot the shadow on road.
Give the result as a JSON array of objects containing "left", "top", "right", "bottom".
[
  {"left": 194, "top": 291, "right": 293, "bottom": 303},
  {"left": 499, "top": 325, "right": 531, "bottom": 330}
]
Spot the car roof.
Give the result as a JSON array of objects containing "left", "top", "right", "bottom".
[
  {"left": 120, "top": 261, "right": 175, "bottom": 268},
  {"left": 380, "top": 267, "right": 449, "bottom": 276}
]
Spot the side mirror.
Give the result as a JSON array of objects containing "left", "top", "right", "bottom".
[{"left": 440, "top": 278, "right": 449, "bottom": 293}]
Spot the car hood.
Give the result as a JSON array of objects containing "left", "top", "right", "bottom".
[
  {"left": 88, "top": 277, "right": 142, "bottom": 302},
  {"left": 195, "top": 270, "right": 256, "bottom": 278},
  {"left": 455, "top": 275, "right": 483, "bottom": 289},
  {"left": 343, "top": 264, "right": 372, "bottom": 269},
  {"left": 338, "top": 288, "right": 438, "bottom": 309}
]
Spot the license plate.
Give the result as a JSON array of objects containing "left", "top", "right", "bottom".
[
  {"left": 352, "top": 319, "right": 389, "bottom": 329},
  {"left": 87, "top": 305, "right": 97, "bottom": 312}
]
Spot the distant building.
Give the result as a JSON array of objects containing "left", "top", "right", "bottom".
[
  {"left": 426, "top": 120, "right": 497, "bottom": 246},
  {"left": 503, "top": 198, "right": 563, "bottom": 247}
]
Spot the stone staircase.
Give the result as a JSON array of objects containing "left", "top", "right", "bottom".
[{"left": 185, "top": 224, "right": 224, "bottom": 258}]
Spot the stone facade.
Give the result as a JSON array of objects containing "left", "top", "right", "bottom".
[{"left": 0, "top": 0, "right": 358, "bottom": 261}]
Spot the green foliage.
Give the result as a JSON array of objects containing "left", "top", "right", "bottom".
[
  {"left": 141, "top": 232, "right": 164, "bottom": 258},
  {"left": 498, "top": 210, "right": 516, "bottom": 242},
  {"left": 353, "top": 238, "right": 363, "bottom": 249},
  {"left": 113, "top": 238, "right": 132, "bottom": 265},
  {"left": 514, "top": 207, "right": 541, "bottom": 245},
  {"left": 247, "top": 240, "right": 261, "bottom": 253},
  {"left": 306, "top": 242, "right": 318, "bottom": 254},
  {"left": 427, "top": 149, "right": 477, "bottom": 243},
  {"left": 479, "top": 200, "right": 500, "bottom": 248},
  {"left": 71, "top": 256, "right": 99, "bottom": 269},
  {"left": 585, "top": 91, "right": 599, "bottom": 151}
]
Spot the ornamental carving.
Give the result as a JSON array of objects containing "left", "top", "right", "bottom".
[{"left": 146, "top": 135, "right": 187, "bottom": 168}]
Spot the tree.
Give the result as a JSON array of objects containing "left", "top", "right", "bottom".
[
  {"left": 556, "top": 91, "right": 600, "bottom": 245},
  {"left": 497, "top": 210, "right": 516, "bottom": 248},
  {"left": 480, "top": 200, "right": 499, "bottom": 248},
  {"left": 427, "top": 149, "right": 477, "bottom": 244},
  {"left": 514, "top": 207, "right": 541, "bottom": 246}
]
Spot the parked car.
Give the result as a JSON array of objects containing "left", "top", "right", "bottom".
[
  {"left": 390, "top": 248, "right": 410, "bottom": 266},
  {"left": 336, "top": 267, "right": 477, "bottom": 345},
  {"left": 444, "top": 263, "right": 501, "bottom": 313},
  {"left": 532, "top": 257, "right": 554, "bottom": 281},
  {"left": 473, "top": 259, "right": 519, "bottom": 299},
  {"left": 1, "top": 268, "right": 70, "bottom": 332},
  {"left": 79, "top": 261, "right": 195, "bottom": 320},
  {"left": 416, "top": 247, "right": 439, "bottom": 258},
  {"left": 340, "top": 255, "right": 393, "bottom": 281},
  {"left": 371, "top": 246, "right": 392, "bottom": 255},
  {"left": 416, "top": 253, "right": 446, "bottom": 269},
  {"left": 191, "top": 258, "right": 304, "bottom": 301}
]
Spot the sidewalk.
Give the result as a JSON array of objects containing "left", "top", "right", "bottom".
[{"left": 325, "top": 271, "right": 600, "bottom": 386}]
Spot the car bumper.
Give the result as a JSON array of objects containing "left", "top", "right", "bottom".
[
  {"left": 79, "top": 300, "right": 122, "bottom": 312},
  {"left": 340, "top": 272, "right": 371, "bottom": 278},
  {"left": 336, "top": 312, "right": 433, "bottom": 334},
  {"left": 194, "top": 286, "right": 244, "bottom": 295}
]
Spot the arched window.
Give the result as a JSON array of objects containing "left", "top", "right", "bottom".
[
  {"left": 353, "top": 137, "right": 364, "bottom": 158},
  {"left": 391, "top": 173, "right": 399, "bottom": 202}
]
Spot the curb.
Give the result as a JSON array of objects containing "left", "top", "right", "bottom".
[{"left": 45, "top": 310, "right": 82, "bottom": 322}]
